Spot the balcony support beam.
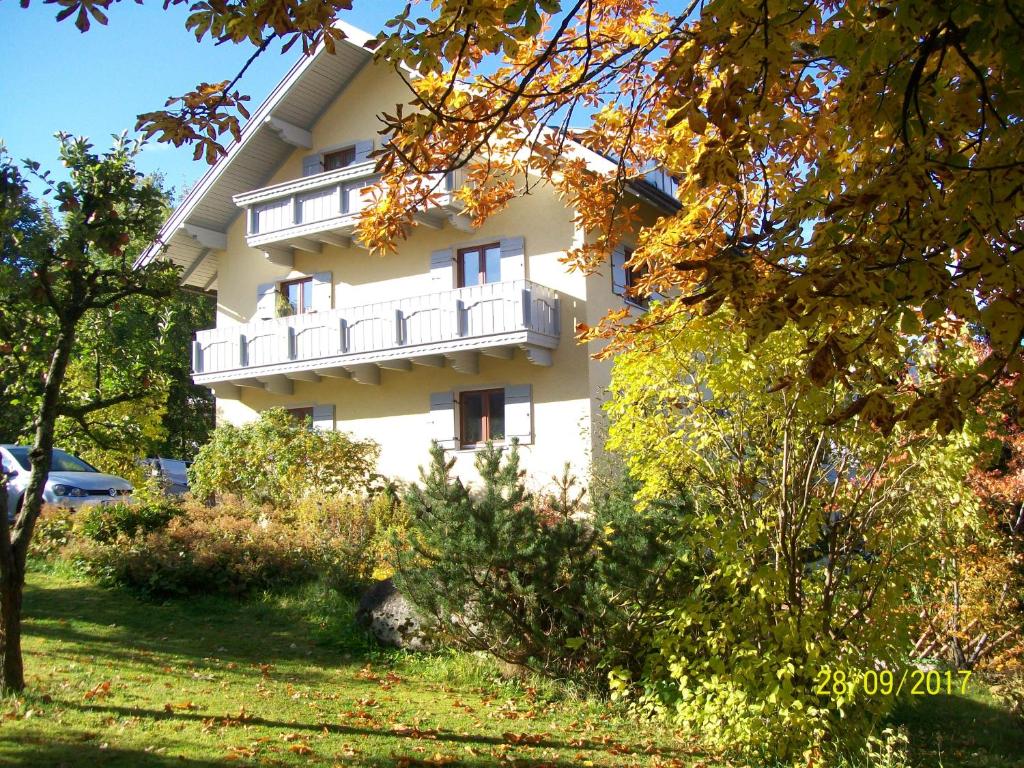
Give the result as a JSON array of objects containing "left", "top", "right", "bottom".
[
  {"left": 446, "top": 350, "right": 479, "bottom": 374},
  {"left": 285, "top": 370, "right": 321, "bottom": 383},
  {"left": 378, "top": 359, "right": 412, "bottom": 372},
  {"left": 412, "top": 355, "right": 445, "bottom": 367},
  {"left": 236, "top": 378, "right": 267, "bottom": 390},
  {"left": 414, "top": 213, "right": 442, "bottom": 230},
  {"left": 317, "top": 232, "right": 352, "bottom": 249},
  {"left": 482, "top": 346, "right": 514, "bottom": 360},
  {"left": 347, "top": 364, "right": 380, "bottom": 385},
  {"left": 319, "top": 367, "right": 352, "bottom": 379},
  {"left": 264, "top": 116, "right": 312, "bottom": 149},
  {"left": 210, "top": 382, "right": 240, "bottom": 399},
  {"left": 259, "top": 375, "right": 294, "bottom": 395},
  {"left": 523, "top": 346, "right": 553, "bottom": 367},
  {"left": 448, "top": 213, "right": 475, "bottom": 232},
  {"left": 262, "top": 245, "right": 293, "bottom": 267},
  {"left": 288, "top": 237, "right": 322, "bottom": 254}
]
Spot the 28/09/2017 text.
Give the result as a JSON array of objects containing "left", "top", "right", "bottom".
[{"left": 814, "top": 668, "right": 972, "bottom": 697}]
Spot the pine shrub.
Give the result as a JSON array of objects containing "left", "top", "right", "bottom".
[{"left": 394, "top": 442, "right": 689, "bottom": 685}]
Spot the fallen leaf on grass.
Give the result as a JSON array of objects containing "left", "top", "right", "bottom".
[
  {"left": 393, "top": 724, "right": 439, "bottom": 739},
  {"left": 502, "top": 731, "right": 545, "bottom": 745},
  {"left": 83, "top": 681, "right": 111, "bottom": 700},
  {"left": 163, "top": 700, "right": 199, "bottom": 712},
  {"left": 288, "top": 743, "right": 315, "bottom": 756}
]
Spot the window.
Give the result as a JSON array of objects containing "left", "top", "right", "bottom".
[
  {"left": 457, "top": 243, "right": 501, "bottom": 287},
  {"left": 286, "top": 407, "right": 314, "bottom": 426},
  {"left": 622, "top": 247, "right": 649, "bottom": 309},
  {"left": 459, "top": 389, "right": 505, "bottom": 447},
  {"left": 281, "top": 277, "right": 313, "bottom": 316},
  {"left": 323, "top": 146, "right": 356, "bottom": 172},
  {"left": 6, "top": 448, "right": 97, "bottom": 473}
]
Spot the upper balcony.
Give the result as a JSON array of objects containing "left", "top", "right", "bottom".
[
  {"left": 192, "top": 279, "right": 561, "bottom": 392},
  {"left": 233, "top": 162, "right": 461, "bottom": 263}
]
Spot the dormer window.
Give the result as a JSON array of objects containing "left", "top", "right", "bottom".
[{"left": 323, "top": 146, "right": 356, "bottom": 172}]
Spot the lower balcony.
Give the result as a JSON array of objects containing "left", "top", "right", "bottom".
[{"left": 192, "top": 279, "right": 561, "bottom": 392}]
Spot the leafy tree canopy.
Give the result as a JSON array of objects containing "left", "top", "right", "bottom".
[{"left": 24, "top": 1, "right": 1024, "bottom": 431}]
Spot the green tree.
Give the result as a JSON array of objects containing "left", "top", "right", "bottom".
[
  {"left": 0, "top": 135, "right": 180, "bottom": 692},
  {"left": 606, "top": 309, "right": 981, "bottom": 761}
]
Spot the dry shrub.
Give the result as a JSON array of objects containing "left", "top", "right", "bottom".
[{"left": 57, "top": 492, "right": 407, "bottom": 598}]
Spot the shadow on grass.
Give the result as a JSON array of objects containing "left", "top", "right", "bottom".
[
  {"left": 22, "top": 575, "right": 377, "bottom": 687},
  {"left": 894, "top": 687, "right": 1024, "bottom": 768},
  {"left": 0, "top": 727, "right": 596, "bottom": 768},
  {"left": 0, "top": 734, "right": 229, "bottom": 768},
  {"left": 49, "top": 699, "right": 698, "bottom": 760}
]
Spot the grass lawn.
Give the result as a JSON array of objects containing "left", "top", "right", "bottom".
[{"left": 1, "top": 569, "right": 1021, "bottom": 767}]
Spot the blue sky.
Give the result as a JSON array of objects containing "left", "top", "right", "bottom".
[{"left": 0, "top": 2, "right": 396, "bottom": 202}]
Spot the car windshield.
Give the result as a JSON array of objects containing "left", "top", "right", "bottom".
[{"left": 6, "top": 448, "right": 98, "bottom": 473}]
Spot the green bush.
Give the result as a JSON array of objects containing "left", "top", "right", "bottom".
[
  {"left": 188, "top": 407, "right": 380, "bottom": 507},
  {"left": 76, "top": 500, "right": 182, "bottom": 544},
  {"left": 394, "top": 442, "right": 688, "bottom": 685}
]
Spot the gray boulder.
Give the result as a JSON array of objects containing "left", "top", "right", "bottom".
[{"left": 356, "top": 578, "right": 434, "bottom": 651}]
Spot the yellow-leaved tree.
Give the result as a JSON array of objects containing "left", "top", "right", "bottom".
[{"left": 606, "top": 307, "right": 981, "bottom": 761}]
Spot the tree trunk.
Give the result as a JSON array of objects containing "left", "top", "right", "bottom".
[
  {"left": 0, "top": 564, "right": 24, "bottom": 691},
  {"left": 0, "top": 326, "right": 76, "bottom": 693}
]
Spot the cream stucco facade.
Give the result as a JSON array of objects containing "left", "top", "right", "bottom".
[{"left": 143, "top": 27, "right": 676, "bottom": 492}]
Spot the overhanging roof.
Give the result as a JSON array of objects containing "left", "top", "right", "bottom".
[{"left": 138, "top": 22, "right": 376, "bottom": 291}]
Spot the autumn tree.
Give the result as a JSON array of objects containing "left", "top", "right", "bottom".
[
  {"left": 914, "top": 356, "right": 1024, "bottom": 670},
  {"left": 0, "top": 136, "right": 179, "bottom": 692},
  {"left": 22, "top": 2, "right": 1024, "bottom": 429},
  {"left": 606, "top": 307, "right": 980, "bottom": 760}
]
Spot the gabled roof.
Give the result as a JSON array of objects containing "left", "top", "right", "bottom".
[
  {"left": 138, "top": 22, "right": 376, "bottom": 290},
  {"left": 141, "top": 22, "right": 679, "bottom": 292}
]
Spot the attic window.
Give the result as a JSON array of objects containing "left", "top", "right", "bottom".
[{"left": 323, "top": 146, "right": 356, "bottom": 171}]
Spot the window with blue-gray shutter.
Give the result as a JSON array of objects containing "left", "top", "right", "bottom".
[
  {"left": 255, "top": 282, "right": 279, "bottom": 320},
  {"left": 611, "top": 244, "right": 628, "bottom": 297},
  {"left": 504, "top": 384, "right": 533, "bottom": 444},
  {"left": 429, "top": 391, "right": 459, "bottom": 450},
  {"left": 499, "top": 236, "right": 525, "bottom": 281},
  {"left": 430, "top": 248, "right": 455, "bottom": 289},
  {"left": 302, "top": 154, "right": 323, "bottom": 177},
  {"left": 311, "top": 272, "right": 333, "bottom": 312},
  {"left": 353, "top": 140, "right": 373, "bottom": 163},
  {"left": 312, "top": 404, "right": 335, "bottom": 431}
]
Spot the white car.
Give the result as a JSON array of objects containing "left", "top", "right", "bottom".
[{"left": 1, "top": 445, "right": 134, "bottom": 518}]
